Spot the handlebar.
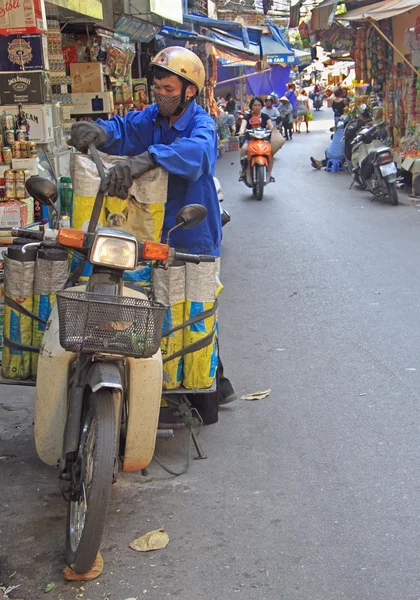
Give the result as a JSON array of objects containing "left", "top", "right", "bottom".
[
  {"left": 174, "top": 251, "right": 216, "bottom": 264},
  {"left": 12, "top": 228, "right": 44, "bottom": 240},
  {"left": 12, "top": 228, "right": 215, "bottom": 265}
]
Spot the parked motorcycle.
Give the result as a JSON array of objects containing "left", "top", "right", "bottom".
[
  {"left": 313, "top": 93, "right": 323, "bottom": 111},
  {"left": 344, "top": 120, "right": 398, "bottom": 205},
  {"left": 17, "top": 146, "right": 215, "bottom": 574},
  {"left": 240, "top": 128, "right": 272, "bottom": 201}
]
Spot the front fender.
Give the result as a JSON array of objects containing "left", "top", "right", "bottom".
[{"left": 87, "top": 362, "right": 123, "bottom": 393}]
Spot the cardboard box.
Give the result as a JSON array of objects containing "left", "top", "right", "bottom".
[
  {"left": 2, "top": 104, "right": 53, "bottom": 143},
  {"left": 71, "top": 92, "right": 114, "bottom": 115},
  {"left": 0, "top": 201, "right": 28, "bottom": 228},
  {"left": 0, "top": 0, "right": 46, "bottom": 35},
  {"left": 401, "top": 157, "right": 420, "bottom": 197},
  {"left": 0, "top": 71, "right": 51, "bottom": 104},
  {"left": 0, "top": 34, "right": 49, "bottom": 71},
  {"left": 70, "top": 63, "right": 104, "bottom": 93},
  {"left": 12, "top": 157, "right": 39, "bottom": 176}
]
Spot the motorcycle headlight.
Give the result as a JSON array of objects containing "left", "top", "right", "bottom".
[{"left": 90, "top": 229, "right": 138, "bottom": 270}]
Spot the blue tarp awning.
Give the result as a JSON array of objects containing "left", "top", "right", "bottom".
[
  {"left": 210, "top": 30, "right": 261, "bottom": 57},
  {"left": 183, "top": 13, "right": 250, "bottom": 48},
  {"left": 261, "top": 36, "right": 295, "bottom": 65},
  {"left": 160, "top": 26, "right": 258, "bottom": 57}
]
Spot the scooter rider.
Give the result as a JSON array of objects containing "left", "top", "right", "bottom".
[{"left": 68, "top": 46, "right": 236, "bottom": 419}]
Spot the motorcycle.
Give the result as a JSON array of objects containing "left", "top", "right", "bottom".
[
  {"left": 213, "top": 176, "right": 231, "bottom": 228},
  {"left": 344, "top": 120, "right": 398, "bottom": 205},
  {"left": 240, "top": 128, "right": 272, "bottom": 201},
  {"left": 313, "top": 93, "right": 323, "bottom": 111},
  {"left": 18, "top": 145, "right": 215, "bottom": 574}
]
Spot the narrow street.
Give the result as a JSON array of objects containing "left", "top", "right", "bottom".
[{"left": 1, "top": 109, "right": 420, "bottom": 600}]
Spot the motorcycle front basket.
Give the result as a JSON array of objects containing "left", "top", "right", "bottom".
[{"left": 56, "top": 290, "right": 166, "bottom": 358}]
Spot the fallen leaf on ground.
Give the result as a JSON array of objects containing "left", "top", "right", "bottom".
[
  {"left": 63, "top": 552, "right": 103, "bottom": 581},
  {"left": 0, "top": 456, "right": 9, "bottom": 460},
  {"left": 241, "top": 389, "right": 271, "bottom": 401},
  {"left": 130, "top": 529, "right": 169, "bottom": 552},
  {"left": 44, "top": 583, "right": 55, "bottom": 593}
]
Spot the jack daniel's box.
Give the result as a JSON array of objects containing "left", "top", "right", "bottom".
[
  {"left": 0, "top": 71, "right": 52, "bottom": 104},
  {"left": 0, "top": 33, "right": 49, "bottom": 71}
]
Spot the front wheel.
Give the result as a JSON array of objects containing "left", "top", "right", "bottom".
[
  {"left": 66, "top": 390, "right": 116, "bottom": 573},
  {"left": 253, "top": 164, "right": 265, "bottom": 201},
  {"left": 386, "top": 180, "right": 399, "bottom": 205}
]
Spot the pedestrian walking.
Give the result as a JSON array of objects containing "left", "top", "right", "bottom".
[
  {"left": 285, "top": 82, "right": 298, "bottom": 132},
  {"left": 296, "top": 89, "right": 310, "bottom": 133}
]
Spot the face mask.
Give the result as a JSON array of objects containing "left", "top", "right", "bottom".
[{"left": 155, "top": 92, "right": 182, "bottom": 116}]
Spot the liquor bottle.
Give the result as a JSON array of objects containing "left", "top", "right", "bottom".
[
  {"left": 73, "top": 70, "right": 82, "bottom": 93},
  {"left": 16, "top": 105, "right": 29, "bottom": 139}
]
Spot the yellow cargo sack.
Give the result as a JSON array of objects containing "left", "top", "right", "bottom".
[
  {"left": 153, "top": 265, "right": 185, "bottom": 390},
  {"left": 2, "top": 255, "right": 36, "bottom": 380},
  {"left": 182, "top": 260, "right": 222, "bottom": 390},
  {"left": 71, "top": 153, "right": 167, "bottom": 243}
]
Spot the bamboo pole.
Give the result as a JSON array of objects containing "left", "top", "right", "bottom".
[
  {"left": 368, "top": 18, "right": 418, "bottom": 76},
  {"left": 217, "top": 68, "right": 272, "bottom": 86}
]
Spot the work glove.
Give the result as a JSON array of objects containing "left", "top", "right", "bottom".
[
  {"left": 101, "top": 152, "right": 156, "bottom": 199},
  {"left": 68, "top": 122, "right": 108, "bottom": 153}
]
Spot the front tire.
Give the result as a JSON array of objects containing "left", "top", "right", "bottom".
[
  {"left": 66, "top": 390, "right": 116, "bottom": 573},
  {"left": 254, "top": 164, "right": 265, "bottom": 201},
  {"left": 386, "top": 180, "right": 399, "bottom": 205}
]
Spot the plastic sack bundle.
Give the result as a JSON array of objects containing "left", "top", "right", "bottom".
[
  {"left": 183, "top": 259, "right": 222, "bottom": 390},
  {"left": 31, "top": 248, "right": 68, "bottom": 377},
  {"left": 70, "top": 153, "right": 168, "bottom": 287},
  {"left": 153, "top": 265, "right": 185, "bottom": 390},
  {"left": 2, "top": 248, "right": 36, "bottom": 379}
]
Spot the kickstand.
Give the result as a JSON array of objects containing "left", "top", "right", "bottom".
[
  {"left": 349, "top": 179, "right": 355, "bottom": 189},
  {"left": 177, "top": 396, "right": 207, "bottom": 460}
]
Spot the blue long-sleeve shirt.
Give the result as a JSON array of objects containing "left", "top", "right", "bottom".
[{"left": 97, "top": 100, "right": 221, "bottom": 256}]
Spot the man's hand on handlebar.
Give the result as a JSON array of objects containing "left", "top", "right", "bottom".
[
  {"left": 68, "top": 122, "right": 108, "bottom": 154},
  {"left": 100, "top": 152, "right": 157, "bottom": 199}
]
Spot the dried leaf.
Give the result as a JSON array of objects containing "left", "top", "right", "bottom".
[
  {"left": 130, "top": 528, "right": 169, "bottom": 552},
  {"left": 0, "top": 456, "right": 9, "bottom": 460},
  {"left": 63, "top": 552, "right": 103, "bottom": 581},
  {"left": 241, "top": 389, "right": 271, "bottom": 401},
  {"left": 44, "top": 583, "right": 55, "bottom": 593}
]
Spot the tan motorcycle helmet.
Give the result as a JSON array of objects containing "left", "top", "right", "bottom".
[{"left": 150, "top": 46, "right": 205, "bottom": 94}]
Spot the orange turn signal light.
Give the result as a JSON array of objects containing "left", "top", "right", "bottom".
[
  {"left": 142, "top": 241, "right": 170, "bottom": 261},
  {"left": 58, "top": 228, "right": 85, "bottom": 249}
]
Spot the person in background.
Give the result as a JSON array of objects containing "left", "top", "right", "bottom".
[
  {"left": 271, "top": 93, "right": 280, "bottom": 109},
  {"left": 296, "top": 89, "right": 311, "bottom": 133},
  {"left": 225, "top": 93, "right": 236, "bottom": 116},
  {"left": 332, "top": 87, "right": 349, "bottom": 126},
  {"left": 239, "top": 96, "right": 276, "bottom": 182},
  {"left": 224, "top": 93, "right": 237, "bottom": 135},
  {"left": 285, "top": 82, "right": 298, "bottom": 132},
  {"left": 262, "top": 95, "right": 280, "bottom": 123},
  {"left": 314, "top": 81, "right": 322, "bottom": 95},
  {"left": 278, "top": 95, "right": 293, "bottom": 140},
  {"left": 310, "top": 121, "right": 346, "bottom": 169}
]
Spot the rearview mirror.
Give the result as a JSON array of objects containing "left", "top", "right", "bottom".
[
  {"left": 175, "top": 204, "right": 207, "bottom": 230},
  {"left": 26, "top": 176, "right": 58, "bottom": 207}
]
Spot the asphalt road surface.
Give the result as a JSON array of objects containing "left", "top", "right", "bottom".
[{"left": 1, "top": 109, "right": 419, "bottom": 600}]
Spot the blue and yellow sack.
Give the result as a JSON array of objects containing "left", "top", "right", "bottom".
[
  {"left": 31, "top": 248, "right": 68, "bottom": 377},
  {"left": 2, "top": 252, "right": 36, "bottom": 380},
  {"left": 183, "top": 260, "right": 222, "bottom": 390},
  {"left": 153, "top": 264, "right": 185, "bottom": 390}
]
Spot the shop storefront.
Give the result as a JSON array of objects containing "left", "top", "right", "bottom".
[{"left": 338, "top": 1, "right": 420, "bottom": 194}]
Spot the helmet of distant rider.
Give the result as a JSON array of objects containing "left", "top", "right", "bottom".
[{"left": 150, "top": 46, "right": 205, "bottom": 93}]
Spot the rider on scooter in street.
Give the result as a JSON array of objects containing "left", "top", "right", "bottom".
[{"left": 68, "top": 46, "right": 236, "bottom": 423}]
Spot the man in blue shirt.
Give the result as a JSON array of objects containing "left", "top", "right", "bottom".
[{"left": 68, "top": 46, "right": 235, "bottom": 418}]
